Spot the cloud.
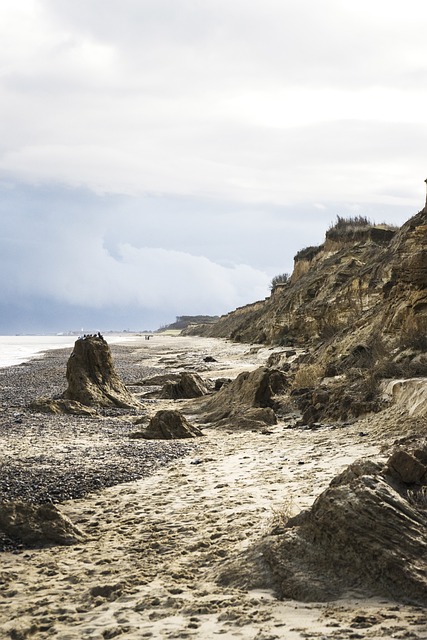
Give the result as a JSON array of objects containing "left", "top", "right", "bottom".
[
  {"left": 24, "top": 238, "right": 269, "bottom": 314},
  {"left": 39, "top": 0, "right": 427, "bottom": 90},
  {"left": 0, "top": 184, "right": 272, "bottom": 325},
  {"left": 0, "top": 178, "right": 415, "bottom": 332},
  {"left": 0, "top": 1, "right": 426, "bottom": 332},
  {"left": 1, "top": 1, "right": 427, "bottom": 206}
]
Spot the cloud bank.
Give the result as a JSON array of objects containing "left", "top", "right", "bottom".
[{"left": 0, "top": 0, "right": 425, "bottom": 331}]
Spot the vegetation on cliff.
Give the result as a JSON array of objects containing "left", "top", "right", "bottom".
[
  {"left": 270, "top": 272, "right": 290, "bottom": 291},
  {"left": 158, "top": 315, "right": 219, "bottom": 332}
]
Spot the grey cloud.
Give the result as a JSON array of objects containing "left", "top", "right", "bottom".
[
  {"left": 0, "top": 184, "right": 272, "bottom": 316},
  {"left": 0, "top": 1, "right": 426, "bottom": 333},
  {"left": 0, "top": 181, "right": 414, "bottom": 333},
  {"left": 40, "top": 0, "right": 427, "bottom": 89},
  {"left": 1, "top": 1, "right": 426, "bottom": 205}
]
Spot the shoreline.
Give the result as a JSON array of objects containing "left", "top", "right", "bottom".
[
  {"left": 0, "top": 333, "right": 143, "bottom": 368},
  {"left": 0, "top": 336, "right": 200, "bottom": 511},
  {"left": 0, "top": 334, "right": 268, "bottom": 510},
  {"left": 1, "top": 335, "right": 427, "bottom": 639}
]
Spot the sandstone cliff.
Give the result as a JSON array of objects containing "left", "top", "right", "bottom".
[
  {"left": 186, "top": 209, "right": 427, "bottom": 357},
  {"left": 184, "top": 207, "right": 427, "bottom": 423}
]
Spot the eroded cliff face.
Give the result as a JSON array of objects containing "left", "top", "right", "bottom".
[
  {"left": 187, "top": 208, "right": 427, "bottom": 359},
  {"left": 382, "top": 212, "right": 427, "bottom": 337}
]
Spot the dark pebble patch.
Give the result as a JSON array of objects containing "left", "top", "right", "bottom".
[{"left": 0, "top": 342, "right": 197, "bottom": 551}]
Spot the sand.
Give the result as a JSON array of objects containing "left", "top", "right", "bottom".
[{"left": 1, "top": 335, "right": 427, "bottom": 639}]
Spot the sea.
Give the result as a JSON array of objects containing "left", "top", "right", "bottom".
[{"left": 0, "top": 335, "right": 137, "bottom": 368}]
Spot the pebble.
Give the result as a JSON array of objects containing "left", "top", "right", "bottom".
[{"left": 0, "top": 344, "right": 197, "bottom": 551}]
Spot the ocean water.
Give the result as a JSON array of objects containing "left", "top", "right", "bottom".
[{"left": 0, "top": 335, "right": 136, "bottom": 368}]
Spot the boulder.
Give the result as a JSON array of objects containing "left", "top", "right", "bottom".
[
  {"left": 0, "top": 501, "right": 84, "bottom": 548},
  {"left": 387, "top": 449, "right": 427, "bottom": 484},
  {"left": 62, "top": 335, "right": 140, "bottom": 409},
  {"left": 159, "top": 372, "right": 211, "bottom": 399},
  {"left": 142, "top": 410, "right": 203, "bottom": 439},
  {"left": 267, "top": 350, "right": 297, "bottom": 370}
]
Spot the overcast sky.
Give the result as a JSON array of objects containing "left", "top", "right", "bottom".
[{"left": 1, "top": 0, "right": 426, "bottom": 333}]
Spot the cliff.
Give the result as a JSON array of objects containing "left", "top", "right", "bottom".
[
  {"left": 158, "top": 315, "right": 220, "bottom": 332},
  {"left": 186, "top": 210, "right": 427, "bottom": 353},
  {"left": 184, "top": 206, "right": 427, "bottom": 422}
]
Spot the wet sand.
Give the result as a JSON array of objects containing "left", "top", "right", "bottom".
[{"left": 1, "top": 335, "right": 427, "bottom": 639}]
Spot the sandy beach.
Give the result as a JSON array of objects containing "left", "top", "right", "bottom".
[{"left": 1, "top": 335, "right": 427, "bottom": 639}]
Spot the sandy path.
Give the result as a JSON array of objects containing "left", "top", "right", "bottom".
[{"left": 1, "top": 336, "right": 427, "bottom": 639}]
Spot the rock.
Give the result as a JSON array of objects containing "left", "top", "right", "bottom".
[
  {"left": 127, "top": 431, "right": 146, "bottom": 439},
  {"left": 0, "top": 501, "right": 84, "bottom": 548},
  {"left": 195, "top": 367, "right": 287, "bottom": 428},
  {"left": 339, "top": 344, "right": 373, "bottom": 369},
  {"left": 218, "top": 444, "right": 427, "bottom": 605},
  {"left": 142, "top": 410, "right": 203, "bottom": 439},
  {"left": 329, "top": 459, "right": 384, "bottom": 486},
  {"left": 414, "top": 447, "right": 427, "bottom": 465},
  {"left": 382, "top": 379, "right": 427, "bottom": 417},
  {"left": 203, "top": 356, "right": 217, "bottom": 362},
  {"left": 62, "top": 335, "right": 140, "bottom": 409},
  {"left": 28, "top": 397, "right": 97, "bottom": 416},
  {"left": 301, "top": 405, "right": 320, "bottom": 426},
  {"left": 267, "top": 350, "right": 297, "bottom": 369},
  {"left": 90, "top": 583, "right": 124, "bottom": 600},
  {"left": 312, "top": 389, "right": 330, "bottom": 406},
  {"left": 214, "top": 378, "right": 231, "bottom": 391},
  {"left": 159, "top": 372, "right": 211, "bottom": 399},
  {"left": 387, "top": 449, "right": 427, "bottom": 484},
  {"left": 243, "top": 406, "right": 277, "bottom": 424}
]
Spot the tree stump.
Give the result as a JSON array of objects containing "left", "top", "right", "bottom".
[{"left": 62, "top": 335, "right": 140, "bottom": 409}]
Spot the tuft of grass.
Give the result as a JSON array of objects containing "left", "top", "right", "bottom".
[
  {"left": 293, "top": 363, "right": 325, "bottom": 389},
  {"left": 328, "top": 214, "right": 372, "bottom": 232},
  {"left": 270, "top": 273, "right": 290, "bottom": 291},
  {"left": 294, "top": 245, "right": 323, "bottom": 262},
  {"left": 269, "top": 498, "right": 299, "bottom": 533}
]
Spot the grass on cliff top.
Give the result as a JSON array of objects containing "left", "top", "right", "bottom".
[{"left": 326, "top": 215, "right": 398, "bottom": 240}]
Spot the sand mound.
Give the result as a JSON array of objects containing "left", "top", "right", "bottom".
[
  {"left": 136, "top": 373, "right": 181, "bottom": 386},
  {"left": 225, "top": 406, "right": 277, "bottom": 429}
]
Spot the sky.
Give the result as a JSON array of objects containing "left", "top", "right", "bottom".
[{"left": 1, "top": 0, "right": 427, "bottom": 333}]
